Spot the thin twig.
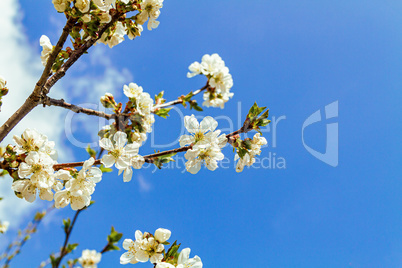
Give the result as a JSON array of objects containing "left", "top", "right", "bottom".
[
  {"left": 43, "top": 97, "right": 119, "bottom": 120},
  {"left": 152, "top": 83, "right": 209, "bottom": 111},
  {"left": 54, "top": 208, "right": 83, "bottom": 268},
  {"left": 52, "top": 124, "right": 251, "bottom": 170},
  {"left": 1, "top": 206, "right": 55, "bottom": 268}
]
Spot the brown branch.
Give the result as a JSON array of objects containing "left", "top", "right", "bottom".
[
  {"left": 152, "top": 83, "right": 209, "bottom": 111},
  {"left": 52, "top": 124, "right": 251, "bottom": 171},
  {"left": 53, "top": 208, "right": 84, "bottom": 268},
  {"left": 0, "top": 9, "right": 127, "bottom": 143},
  {"left": 0, "top": 17, "right": 77, "bottom": 143},
  {"left": 1, "top": 206, "right": 55, "bottom": 268},
  {"left": 43, "top": 97, "right": 119, "bottom": 120}
]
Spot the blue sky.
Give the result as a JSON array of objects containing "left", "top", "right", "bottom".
[{"left": 0, "top": 0, "right": 401, "bottom": 267}]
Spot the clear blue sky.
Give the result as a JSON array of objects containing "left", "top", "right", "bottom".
[{"left": 2, "top": 0, "right": 402, "bottom": 267}]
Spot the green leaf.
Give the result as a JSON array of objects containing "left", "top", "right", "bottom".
[
  {"left": 155, "top": 91, "right": 166, "bottom": 104},
  {"left": 153, "top": 153, "right": 177, "bottom": 169},
  {"left": 66, "top": 243, "right": 79, "bottom": 253},
  {"left": 63, "top": 218, "right": 71, "bottom": 233},
  {"left": 99, "top": 165, "right": 113, "bottom": 173},
  {"left": 154, "top": 108, "right": 172, "bottom": 119},
  {"left": 164, "top": 241, "right": 181, "bottom": 260},
  {"left": 86, "top": 144, "right": 97, "bottom": 158},
  {"left": 190, "top": 101, "right": 203, "bottom": 112}
]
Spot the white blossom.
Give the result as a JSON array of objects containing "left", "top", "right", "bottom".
[
  {"left": 208, "top": 66, "right": 233, "bottom": 93},
  {"left": 120, "top": 228, "right": 171, "bottom": 265},
  {"left": 120, "top": 239, "right": 141, "bottom": 265},
  {"left": 180, "top": 115, "right": 226, "bottom": 174},
  {"left": 54, "top": 158, "right": 101, "bottom": 210},
  {"left": 0, "top": 221, "right": 9, "bottom": 234},
  {"left": 136, "top": 92, "right": 154, "bottom": 116},
  {"left": 52, "top": 0, "right": 70, "bottom": 12},
  {"left": 18, "top": 152, "right": 55, "bottom": 188},
  {"left": 234, "top": 153, "right": 255, "bottom": 173},
  {"left": 100, "top": 131, "right": 142, "bottom": 181},
  {"left": 12, "top": 178, "right": 54, "bottom": 203},
  {"left": 13, "top": 128, "right": 48, "bottom": 155},
  {"left": 123, "top": 83, "right": 143, "bottom": 99},
  {"left": 137, "top": 0, "right": 164, "bottom": 30},
  {"left": 78, "top": 249, "right": 102, "bottom": 268},
  {"left": 118, "top": 153, "right": 145, "bottom": 183},
  {"left": 179, "top": 115, "right": 218, "bottom": 146},
  {"left": 187, "top": 53, "right": 234, "bottom": 108},
  {"left": 98, "top": 22, "right": 126, "bottom": 48},
  {"left": 93, "top": 0, "right": 116, "bottom": 11},
  {"left": 235, "top": 133, "right": 267, "bottom": 173},
  {"left": 127, "top": 24, "right": 143, "bottom": 40},
  {"left": 40, "top": 35, "right": 53, "bottom": 67},
  {"left": 75, "top": 0, "right": 91, "bottom": 13},
  {"left": 176, "top": 248, "right": 203, "bottom": 268},
  {"left": 185, "top": 143, "right": 224, "bottom": 174}
]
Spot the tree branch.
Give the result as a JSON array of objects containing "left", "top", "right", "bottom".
[
  {"left": 52, "top": 125, "right": 251, "bottom": 171},
  {"left": 152, "top": 83, "right": 209, "bottom": 111},
  {"left": 42, "top": 97, "right": 118, "bottom": 120},
  {"left": 0, "top": 17, "right": 77, "bottom": 143},
  {"left": 53, "top": 208, "right": 84, "bottom": 268},
  {"left": 0, "top": 9, "right": 126, "bottom": 143}
]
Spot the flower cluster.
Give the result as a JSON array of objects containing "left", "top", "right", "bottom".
[
  {"left": 120, "top": 228, "right": 171, "bottom": 264},
  {"left": 10, "top": 129, "right": 102, "bottom": 210},
  {"left": 187, "top": 54, "right": 234, "bottom": 109},
  {"left": 100, "top": 82, "right": 155, "bottom": 146},
  {"left": 78, "top": 249, "right": 102, "bottom": 268},
  {"left": 51, "top": 0, "right": 163, "bottom": 49},
  {"left": 123, "top": 82, "right": 155, "bottom": 137},
  {"left": 137, "top": 0, "right": 164, "bottom": 31},
  {"left": 180, "top": 115, "right": 227, "bottom": 174},
  {"left": 120, "top": 228, "right": 202, "bottom": 267},
  {"left": 54, "top": 157, "right": 102, "bottom": 210},
  {"left": 234, "top": 133, "right": 267, "bottom": 172},
  {"left": 100, "top": 131, "right": 144, "bottom": 182},
  {"left": 0, "top": 220, "right": 9, "bottom": 234}
]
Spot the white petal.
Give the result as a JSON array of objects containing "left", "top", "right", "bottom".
[
  {"left": 99, "top": 138, "right": 114, "bottom": 151},
  {"left": 122, "top": 239, "right": 135, "bottom": 250},
  {"left": 184, "top": 115, "right": 199, "bottom": 133},
  {"left": 200, "top": 116, "right": 218, "bottom": 133},
  {"left": 114, "top": 131, "right": 128, "bottom": 149},
  {"left": 154, "top": 228, "right": 171, "bottom": 243},
  {"left": 187, "top": 161, "right": 201, "bottom": 174},
  {"left": 178, "top": 248, "right": 191, "bottom": 264},
  {"left": 123, "top": 167, "right": 133, "bottom": 182},
  {"left": 101, "top": 154, "right": 115, "bottom": 168},
  {"left": 135, "top": 250, "right": 149, "bottom": 262},
  {"left": 179, "top": 135, "right": 195, "bottom": 146},
  {"left": 120, "top": 251, "right": 135, "bottom": 264}
]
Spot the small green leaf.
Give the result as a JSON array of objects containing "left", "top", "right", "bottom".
[
  {"left": 86, "top": 144, "right": 97, "bottom": 158},
  {"left": 99, "top": 165, "right": 113, "bottom": 173},
  {"left": 155, "top": 108, "right": 172, "bottom": 119}
]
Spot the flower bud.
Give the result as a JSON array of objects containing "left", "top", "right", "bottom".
[
  {"left": 154, "top": 228, "right": 171, "bottom": 243},
  {"left": 10, "top": 161, "right": 19, "bottom": 168},
  {"left": 100, "top": 93, "right": 116, "bottom": 109}
]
